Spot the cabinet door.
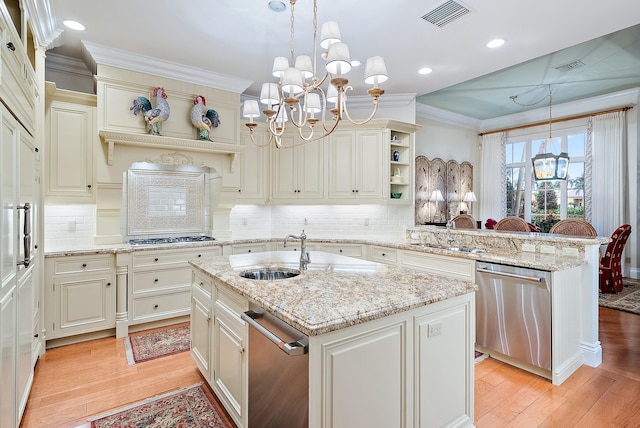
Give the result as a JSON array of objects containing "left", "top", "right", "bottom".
[
  {"left": 271, "top": 134, "right": 298, "bottom": 199},
  {"left": 0, "top": 287, "right": 17, "bottom": 428},
  {"left": 49, "top": 273, "right": 115, "bottom": 339},
  {"left": 46, "top": 101, "right": 95, "bottom": 200},
  {"left": 355, "top": 130, "right": 383, "bottom": 198},
  {"left": 328, "top": 131, "right": 356, "bottom": 198},
  {"left": 213, "top": 309, "right": 246, "bottom": 423},
  {"left": 237, "top": 130, "right": 266, "bottom": 203},
  {"left": 191, "top": 288, "right": 211, "bottom": 379},
  {"left": 16, "top": 268, "right": 33, "bottom": 420},
  {"left": 298, "top": 140, "right": 324, "bottom": 199}
]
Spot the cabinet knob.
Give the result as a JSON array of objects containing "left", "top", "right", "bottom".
[
  {"left": 106, "top": 282, "right": 111, "bottom": 286},
  {"left": 339, "top": 249, "right": 343, "bottom": 253},
  {"left": 154, "top": 278, "right": 159, "bottom": 282},
  {"left": 154, "top": 258, "right": 159, "bottom": 262},
  {"left": 154, "top": 304, "right": 159, "bottom": 309},
  {"left": 6, "top": 42, "right": 15, "bottom": 51},
  {"left": 87, "top": 184, "right": 92, "bottom": 189},
  {"left": 355, "top": 189, "right": 359, "bottom": 193},
  {"left": 198, "top": 254, "right": 202, "bottom": 257},
  {"left": 382, "top": 253, "right": 386, "bottom": 256},
  {"left": 238, "top": 189, "right": 241, "bottom": 192},
  {"left": 82, "top": 263, "right": 87, "bottom": 268},
  {"left": 248, "top": 249, "right": 252, "bottom": 253},
  {"left": 34, "top": 333, "right": 39, "bottom": 338}
]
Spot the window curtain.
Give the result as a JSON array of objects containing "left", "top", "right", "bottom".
[
  {"left": 589, "top": 111, "right": 627, "bottom": 237},
  {"left": 479, "top": 132, "right": 506, "bottom": 223}
]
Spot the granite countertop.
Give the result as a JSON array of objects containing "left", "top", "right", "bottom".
[
  {"left": 44, "top": 231, "right": 602, "bottom": 271},
  {"left": 189, "top": 251, "right": 477, "bottom": 336}
]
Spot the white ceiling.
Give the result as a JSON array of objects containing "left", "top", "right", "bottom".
[{"left": 48, "top": 0, "right": 640, "bottom": 120}]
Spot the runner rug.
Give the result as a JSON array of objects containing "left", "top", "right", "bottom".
[
  {"left": 599, "top": 278, "right": 640, "bottom": 315},
  {"left": 125, "top": 323, "right": 190, "bottom": 365},
  {"left": 89, "top": 383, "right": 233, "bottom": 428}
]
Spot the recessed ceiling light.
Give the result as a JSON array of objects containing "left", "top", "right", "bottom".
[
  {"left": 351, "top": 60, "right": 362, "bottom": 67},
  {"left": 63, "top": 20, "right": 85, "bottom": 31},
  {"left": 418, "top": 67, "right": 433, "bottom": 75},
  {"left": 268, "top": 1, "right": 286, "bottom": 12},
  {"left": 486, "top": 38, "right": 506, "bottom": 48}
]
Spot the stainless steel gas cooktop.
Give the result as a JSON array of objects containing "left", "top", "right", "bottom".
[{"left": 128, "top": 236, "right": 216, "bottom": 246}]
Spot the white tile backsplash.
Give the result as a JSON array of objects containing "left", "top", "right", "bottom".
[{"left": 44, "top": 204, "right": 97, "bottom": 250}]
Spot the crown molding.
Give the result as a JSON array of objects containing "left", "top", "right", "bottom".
[
  {"left": 479, "top": 87, "right": 640, "bottom": 132},
  {"left": 82, "top": 41, "right": 253, "bottom": 94},
  {"left": 416, "top": 102, "right": 481, "bottom": 130},
  {"left": 24, "top": 0, "right": 63, "bottom": 49}
]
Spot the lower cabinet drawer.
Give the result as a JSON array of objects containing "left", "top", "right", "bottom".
[
  {"left": 132, "top": 291, "right": 191, "bottom": 321},
  {"left": 369, "top": 246, "right": 398, "bottom": 264},
  {"left": 317, "top": 244, "right": 363, "bottom": 258},
  {"left": 132, "top": 267, "right": 191, "bottom": 293}
]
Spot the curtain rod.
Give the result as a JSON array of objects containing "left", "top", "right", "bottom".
[{"left": 478, "top": 105, "right": 634, "bottom": 136}]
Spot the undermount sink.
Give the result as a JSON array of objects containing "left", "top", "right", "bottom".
[
  {"left": 411, "top": 243, "right": 487, "bottom": 254},
  {"left": 240, "top": 268, "right": 301, "bottom": 280}
]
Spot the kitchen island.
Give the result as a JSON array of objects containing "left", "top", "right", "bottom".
[{"left": 189, "top": 250, "right": 477, "bottom": 428}]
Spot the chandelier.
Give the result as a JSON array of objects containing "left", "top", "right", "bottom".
[
  {"left": 511, "top": 85, "right": 569, "bottom": 181},
  {"left": 242, "top": 0, "right": 388, "bottom": 148}
]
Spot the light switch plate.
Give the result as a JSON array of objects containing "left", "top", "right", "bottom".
[
  {"left": 562, "top": 247, "right": 579, "bottom": 257},
  {"left": 428, "top": 321, "right": 443, "bottom": 337},
  {"left": 540, "top": 245, "right": 555, "bottom": 254},
  {"left": 522, "top": 243, "right": 536, "bottom": 253}
]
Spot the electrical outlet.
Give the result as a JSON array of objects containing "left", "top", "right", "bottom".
[
  {"left": 428, "top": 321, "right": 443, "bottom": 337},
  {"left": 67, "top": 220, "right": 76, "bottom": 232},
  {"left": 364, "top": 217, "right": 369, "bottom": 226},
  {"left": 522, "top": 243, "right": 536, "bottom": 253},
  {"left": 242, "top": 217, "right": 247, "bottom": 226},
  {"left": 304, "top": 218, "right": 308, "bottom": 225},
  {"left": 562, "top": 247, "right": 579, "bottom": 257}
]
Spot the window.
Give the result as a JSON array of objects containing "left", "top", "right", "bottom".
[{"left": 505, "top": 127, "right": 586, "bottom": 232}]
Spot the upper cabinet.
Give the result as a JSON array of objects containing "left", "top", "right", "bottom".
[
  {"left": 237, "top": 129, "right": 267, "bottom": 203},
  {"left": 45, "top": 86, "right": 97, "bottom": 202},
  {"left": 328, "top": 130, "right": 384, "bottom": 200},
  {"left": 270, "top": 132, "right": 325, "bottom": 202},
  {"left": 0, "top": 0, "right": 37, "bottom": 135}
]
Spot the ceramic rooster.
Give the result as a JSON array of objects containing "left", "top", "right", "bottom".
[
  {"left": 190, "top": 95, "right": 221, "bottom": 141},
  {"left": 130, "top": 87, "right": 171, "bottom": 135}
]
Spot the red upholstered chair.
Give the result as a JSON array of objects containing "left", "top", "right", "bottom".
[
  {"left": 527, "top": 222, "right": 542, "bottom": 232},
  {"left": 485, "top": 218, "right": 497, "bottom": 230},
  {"left": 599, "top": 224, "right": 632, "bottom": 293}
]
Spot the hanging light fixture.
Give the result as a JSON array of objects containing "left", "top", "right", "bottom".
[
  {"left": 511, "top": 86, "right": 569, "bottom": 181},
  {"left": 243, "top": 0, "right": 387, "bottom": 148}
]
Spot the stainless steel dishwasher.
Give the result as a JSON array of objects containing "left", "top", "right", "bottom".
[
  {"left": 242, "top": 305, "right": 309, "bottom": 428},
  {"left": 475, "top": 261, "right": 552, "bottom": 371}
]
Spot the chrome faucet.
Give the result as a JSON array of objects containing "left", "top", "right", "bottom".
[
  {"left": 446, "top": 217, "right": 456, "bottom": 247},
  {"left": 284, "top": 230, "right": 311, "bottom": 272}
]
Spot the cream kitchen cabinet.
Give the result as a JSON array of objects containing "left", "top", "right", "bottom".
[
  {"left": 45, "top": 87, "right": 97, "bottom": 202},
  {"left": 130, "top": 247, "right": 221, "bottom": 326},
  {"left": 231, "top": 242, "right": 269, "bottom": 255},
  {"left": 190, "top": 270, "right": 249, "bottom": 428},
  {"left": 271, "top": 133, "right": 324, "bottom": 202},
  {"left": 45, "top": 254, "right": 116, "bottom": 340},
  {"left": 316, "top": 242, "right": 364, "bottom": 258},
  {"left": 190, "top": 270, "right": 212, "bottom": 380},
  {"left": 328, "top": 129, "right": 384, "bottom": 200},
  {"left": 236, "top": 129, "right": 267, "bottom": 203},
  {"left": 401, "top": 249, "right": 475, "bottom": 281},
  {"left": 367, "top": 245, "right": 399, "bottom": 265}
]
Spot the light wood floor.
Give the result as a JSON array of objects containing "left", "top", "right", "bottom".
[{"left": 21, "top": 307, "right": 640, "bottom": 428}]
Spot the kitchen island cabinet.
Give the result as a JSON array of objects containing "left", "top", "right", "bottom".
[{"left": 190, "top": 251, "right": 476, "bottom": 428}]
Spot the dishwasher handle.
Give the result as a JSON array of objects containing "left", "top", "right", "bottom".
[
  {"left": 242, "top": 310, "right": 308, "bottom": 356},
  {"left": 476, "top": 267, "right": 545, "bottom": 283}
]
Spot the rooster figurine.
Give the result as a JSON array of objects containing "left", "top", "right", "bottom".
[
  {"left": 130, "top": 87, "right": 171, "bottom": 135},
  {"left": 190, "top": 95, "right": 221, "bottom": 141}
]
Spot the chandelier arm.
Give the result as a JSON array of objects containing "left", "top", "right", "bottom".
[
  {"left": 248, "top": 129, "right": 273, "bottom": 148},
  {"left": 342, "top": 98, "right": 380, "bottom": 125}
]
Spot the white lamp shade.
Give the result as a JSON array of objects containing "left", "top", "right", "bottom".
[
  {"left": 242, "top": 100, "right": 260, "bottom": 118},
  {"left": 325, "top": 42, "right": 351, "bottom": 75},
  {"left": 463, "top": 191, "right": 477, "bottom": 202},
  {"left": 320, "top": 21, "right": 341, "bottom": 49},
  {"left": 281, "top": 67, "right": 304, "bottom": 94},
  {"left": 326, "top": 84, "right": 338, "bottom": 104},
  {"left": 274, "top": 106, "right": 288, "bottom": 124},
  {"left": 430, "top": 190, "right": 444, "bottom": 202},
  {"left": 304, "top": 93, "right": 322, "bottom": 114},
  {"left": 295, "top": 55, "right": 314, "bottom": 79},
  {"left": 364, "top": 56, "right": 388, "bottom": 85},
  {"left": 260, "top": 82, "right": 280, "bottom": 106},
  {"left": 272, "top": 56, "right": 289, "bottom": 78}
]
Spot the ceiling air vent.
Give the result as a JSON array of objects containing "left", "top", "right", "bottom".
[
  {"left": 554, "top": 60, "right": 586, "bottom": 72},
  {"left": 421, "top": 0, "right": 473, "bottom": 28}
]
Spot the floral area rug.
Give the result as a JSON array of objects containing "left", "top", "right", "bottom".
[
  {"left": 599, "top": 278, "right": 640, "bottom": 315},
  {"left": 125, "top": 323, "right": 190, "bottom": 365},
  {"left": 89, "top": 383, "right": 233, "bottom": 428}
]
